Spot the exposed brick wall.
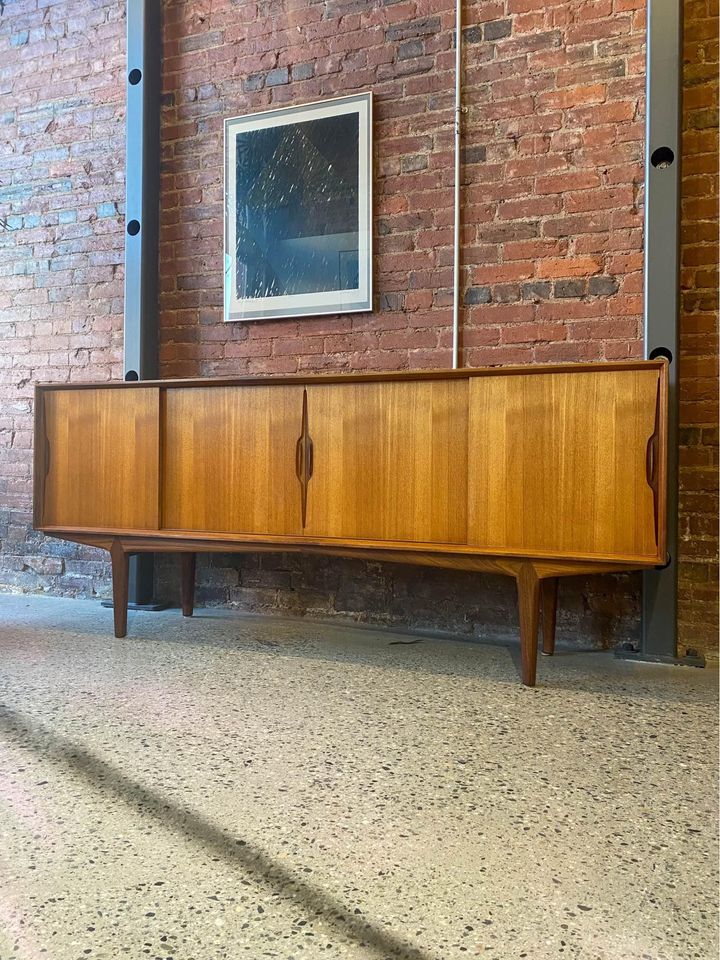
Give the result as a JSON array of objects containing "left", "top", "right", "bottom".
[
  {"left": 153, "top": 0, "right": 648, "bottom": 649},
  {"left": 678, "top": 0, "right": 719, "bottom": 660},
  {"left": 0, "top": 0, "right": 125, "bottom": 595},
  {"left": 154, "top": 552, "right": 643, "bottom": 651},
  {"left": 159, "top": 0, "right": 646, "bottom": 377},
  {"left": 0, "top": 0, "right": 715, "bottom": 659}
]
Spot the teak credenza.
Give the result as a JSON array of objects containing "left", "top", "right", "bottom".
[{"left": 33, "top": 361, "right": 668, "bottom": 686}]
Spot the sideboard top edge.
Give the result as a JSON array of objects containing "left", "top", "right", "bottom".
[{"left": 34, "top": 359, "right": 667, "bottom": 391}]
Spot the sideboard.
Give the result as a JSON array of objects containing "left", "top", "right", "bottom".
[{"left": 33, "top": 360, "right": 668, "bottom": 686}]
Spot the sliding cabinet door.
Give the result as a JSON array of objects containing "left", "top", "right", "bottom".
[
  {"left": 467, "top": 367, "right": 664, "bottom": 562},
  {"left": 305, "top": 379, "right": 468, "bottom": 544},
  {"left": 163, "top": 386, "right": 304, "bottom": 536},
  {"left": 41, "top": 387, "right": 160, "bottom": 530}
]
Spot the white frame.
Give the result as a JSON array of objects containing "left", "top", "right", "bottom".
[{"left": 224, "top": 92, "right": 373, "bottom": 323}]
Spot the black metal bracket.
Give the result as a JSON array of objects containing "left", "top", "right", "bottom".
[
  {"left": 615, "top": 642, "right": 706, "bottom": 669},
  {"left": 101, "top": 600, "right": 169, "bottom": 612}
]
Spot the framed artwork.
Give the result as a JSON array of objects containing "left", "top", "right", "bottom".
[{"left": 224, "top": 92, "right": 372, "bottom": 322}]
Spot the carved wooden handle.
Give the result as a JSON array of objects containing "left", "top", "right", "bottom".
[
  {"left": 645, "top": 433, "right": 657, "bottom": 489},
  {"left": 297, "top": 389, "right": 310, "bottom": 528},
  {"left": 295, "top": 436, "right": 303, "bottom": 482},
  {"left": 646, "top": 376, "right": 662, "bottom": 546}
]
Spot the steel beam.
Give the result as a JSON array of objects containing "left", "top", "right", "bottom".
[
  {"left": 637, "top": 0, "right": 684, "bottom": 660},
  {"left": 124, "top": 0, "right": 161, "bottom": 606}
]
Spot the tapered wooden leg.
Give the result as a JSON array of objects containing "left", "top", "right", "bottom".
[
  {"left": 541, "top": 578, "right": 559, "bottom": 657},
  {"left": 181, "top": 553, "right": 196, "bottom": 617},
  {"left": 110, "top": 541, "right": 129, "bottom": 638},
  {"left": 516, "top": 563, "right": 541, "bottom": 687}
]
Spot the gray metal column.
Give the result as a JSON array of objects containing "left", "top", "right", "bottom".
[
  {"left": 627, "top": 0, "right": 702, "bottom": 665},
  {"left": 124, "top": 0, "right": 162, "bottom": 606}
]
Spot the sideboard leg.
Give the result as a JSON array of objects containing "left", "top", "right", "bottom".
[
  {"left": 541, "top": 577, "right": 559, "bottom": 657},
  {"left": 110, "top": 541, "right": 129, "bottom": 639},
  {"left": 181, "top": 553, "right": 196, "bottom": 617},
  {"left": 516, "top": 564, "right": 540, "bottom": 687}
]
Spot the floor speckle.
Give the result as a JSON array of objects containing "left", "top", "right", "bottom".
[{"left": 0, "top": 593, "right": 717, "bottom": 960}]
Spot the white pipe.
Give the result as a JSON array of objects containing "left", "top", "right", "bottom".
[{"left": 451, "top": 0, "right": 462, "bottom": 369}]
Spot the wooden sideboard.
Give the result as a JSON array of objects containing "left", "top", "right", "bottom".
[{"left": 33, "top": 361, "right": 668, "bottom": 686}]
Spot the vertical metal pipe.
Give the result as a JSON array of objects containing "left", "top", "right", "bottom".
[{"left": 451, "top": 0, "right": 462, "bottom": 370}]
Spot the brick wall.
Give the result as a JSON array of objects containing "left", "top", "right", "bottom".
[
  {"left": 159, "top": 0, "right": 646, "bottom": 377},
  {"left": 155, "top": 0, "right": 648, "bottom": 649},
  {"left": 678, "top": 0, "right": 719, "bottom": 659},
  {"left": 0, "top": 0, "right": 716, "bottom": 658},
  {"left": 0, "top": 0, "right": 125, "bottom": 594}
]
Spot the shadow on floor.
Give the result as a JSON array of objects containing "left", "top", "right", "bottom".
[{"left": 0, "top": 702, "right": 438, "bottom": 960}]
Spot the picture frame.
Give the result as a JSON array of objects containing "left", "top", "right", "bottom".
[{"left": 224, "top": 92, "right": 373, "bottom": 323}]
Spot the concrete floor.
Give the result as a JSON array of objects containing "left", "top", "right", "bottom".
[{"left": 0, "top": 594, "right": 717, "bottom": 960}]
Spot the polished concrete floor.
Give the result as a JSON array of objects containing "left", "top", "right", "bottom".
[{"left": 0, "top": 593, "right": 717, "bottom": 960}]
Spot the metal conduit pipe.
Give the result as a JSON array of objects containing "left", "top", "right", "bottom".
[{"left": 451, "top": 0, "right": 463, "bottom": 369}]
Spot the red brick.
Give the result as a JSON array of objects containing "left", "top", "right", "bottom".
[
  {"left": 1, "top": 0, "right": 715, "bottom": 659},
  {"left": 537, "top": 84, "right": 607, "bottom": 111},
  {"left": 536, "top": 171, "right": 603, "bottom": 194},
  {"left": 537, "top": 256, "right": 603, "bottom": 278}
]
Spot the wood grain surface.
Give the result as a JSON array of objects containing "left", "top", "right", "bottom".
[
  {"left": 36, "top": 361, "right": 667, "bottom": 565},
  {"left": 162, "top": 385, "right": 304, "bottom": 535},
  {"left": 304, "top": 379, "right": 469, "bottom": 543},
  {"left": 467, "top": 367, "right": 663, "bottom": 562},
  {"left": 41, "top": 387, "right": 160, "bottom": 530}
]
